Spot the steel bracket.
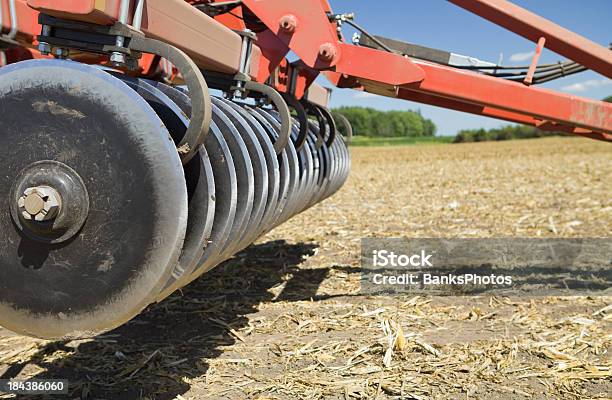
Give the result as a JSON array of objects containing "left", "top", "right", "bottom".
[{"left": 35, "top": 13, "right": 212, "bottom": 164}]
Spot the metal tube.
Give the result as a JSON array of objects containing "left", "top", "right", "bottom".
[
  {"left": 116, "top": 0, "right": 131, "bottom": 46},
  {"left": 0, "top": 1, "right": 4, "bottom": 36},
  {"left": 118, "top": 0, "right": 131, "bottom": 24},
  {"left": 132, "top": 0, "right": 145, "bottom": 31},
  {"left": 244, "top": 40, "right": 252, "bottom": 75},
  {"left": 111, "top": 0, "right": 132, "bottom": 64},
  {"left": 7, "top": 0, "right": 18, "bottom": 39},
  {"left": 238, "top": 35, "right": 249, "bottom": 73}
]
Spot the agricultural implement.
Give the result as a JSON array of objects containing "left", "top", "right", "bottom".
[{"left": 0, "top": 0, "right": 610, "bottom": 339}]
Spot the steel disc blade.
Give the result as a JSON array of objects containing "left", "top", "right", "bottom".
[
  {"left": 330, "top": 136, "right": 350, "bottom": 197},
  {"left": 0, "top": 60, "right": 187, "bottom": 339},
  {"left": 185, "top": 121, "right": 239, "bottom": 284},
  {"left": 291, "top": 115, "right": 316, "bottom": 216},
  {"left": 327, "top": 138, "right": 343, "bottom": 198},
  {"left": 142, "top": 83, "right": 237, "bottom": 265},
  {"left": 213, "top": 98, "right": 268, "bottom": 250},
  {"left": 224, "top": 101, "right": 281, "bottom": 238},
  {"left": 114, "top": 77, "right": 217, "bottom": 299},
  {"left": 307, "top": 122, "right": 330, "bottom": 207},
  {"left": 153, "top": 85, "right": 241, "bottom": 282},
  {"left": 246, "top": 107, "right": 292, "bottom": 231},
  {"left": 322, "top": 127, "right": 340, "bottom": 200},
  {"left": 315, "top": 127, "right": 333, "bottom": 204},
  {"left": 210, "top": 99, "right": 255, "bottom": 259},
  {"left": 302, "top": 129, "right": 320, "bottom": 211},
  {"left": 262, "top": 109, "right": 311, "bottom": 221},
  {"left": 251, "top": 108, "right": 301, "bottom": 226}
]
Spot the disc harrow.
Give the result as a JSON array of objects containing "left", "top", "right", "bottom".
[
  {"left": 0, "top": 58, "right": 350, "bottom": 339},
  {"left": 1, "top": 0, "right": 608, "bottom": 340}
]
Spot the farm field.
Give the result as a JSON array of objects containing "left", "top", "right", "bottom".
[
  {"left": 0, "top": 137, "right": 610, "bottom": 399},
  {"left": 348, "top": 136, "right": 454, "bottom": 147}
]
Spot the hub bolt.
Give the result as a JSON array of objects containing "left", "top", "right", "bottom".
[
  {"left": 279, "top": 14, "right": 298, "bottom": 33},
  {"left": 18, "top": 186, "right": 62, "bottom": 222},
  {"left": 318, "top": 42, "right": 337, "bottom": 62}
]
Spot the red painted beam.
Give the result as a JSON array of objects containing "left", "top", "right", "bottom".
[
  {"left": 448, "top": 0, "right": 612, "bottom": 78},
  {"left": 396, "top": 88, "right": 610, "bottom": 141},
  {"left": 402, "top": 60, "right": 612, "bottom": 135}
]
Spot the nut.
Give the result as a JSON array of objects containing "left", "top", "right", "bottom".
[
  {"left": 110, "top": 52, "right": 126, "bottom": 66},
  {"left": 38, "top": 42, "right": 51, "bottom": 55},
  {"left": 318, "top": 42, "right": 337, "bottom": 62},
  {"left": 54, "top": 47, "right": 69, "bottom": 59},
  {"left": 279, "top": 14, "right": 298, "bottom": 33},
  {"left": 18, "top": 186, "right": 62, "bottom": 222}
]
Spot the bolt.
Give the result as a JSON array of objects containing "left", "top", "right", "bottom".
[
  {"left": 38, "top": 42, "right": 51, "bottom": 56},
  {"left": 18, "top": 186, "right": 62, "bottom": 222},
  {"left": 110, "top": 51, "right": 126, "bottom": 66},
  {"left": 318, "top": 42, "right": 337, "bottom": 62},
  {"left": 39, "top": 25, "right": 52, "bottom": 55},
  {"left": 53, "top": 47, "right": 69, "bottom": 59},
  {"left": 279, "top": 14, "right": 298, "bottom": 33}
]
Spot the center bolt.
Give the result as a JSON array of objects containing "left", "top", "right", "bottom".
[{"left": 17, "top": 186, "right": 62, "bottom": 222}]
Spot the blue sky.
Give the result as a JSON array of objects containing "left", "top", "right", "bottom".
[{"left": 322, "top": 0, "right": 612, "bottom": 136}]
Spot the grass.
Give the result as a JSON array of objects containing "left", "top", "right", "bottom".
[{"left": 349, "top": 136, "right": 454, "bottom": 147}]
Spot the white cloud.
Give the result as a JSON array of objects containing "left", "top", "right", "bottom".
[
  {"left": 353, "top": 91, "right": 377, "bottom": 99},
  {"left": 509, "top": 51, "right": 535, "bottom": 62},
  {"left": 561, "top": 79, "right": 612, "bottom": 93}
]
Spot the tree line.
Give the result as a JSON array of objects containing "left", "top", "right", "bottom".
[
  {"left": 453, "top": 93, "right": 610, "bottom": 143},
  {"left": 453, "top": 125, "right": 569, "bottom": 143},
  {"left": 332, "top": 106, "right": 437, "bottom": 137}
]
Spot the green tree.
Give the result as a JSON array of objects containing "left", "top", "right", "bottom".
[
  {"left": 331, "top": 106, "right": 436, "bottom": 137},
  {"left": 453, "top": 124, "right": 568, "bottom": 143}
]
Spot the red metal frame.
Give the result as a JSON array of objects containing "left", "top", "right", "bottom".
[
  {"left": 1, "top": 0, "right": 611, "bottom": 139},
  {"left": 404, "top": 60, "right": 610, "bottom": 136}
]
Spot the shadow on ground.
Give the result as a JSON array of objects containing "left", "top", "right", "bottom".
[{"left": 2, "top": 239, "right": 355, "bottom": 399}]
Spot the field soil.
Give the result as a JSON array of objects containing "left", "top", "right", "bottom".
[{"left": 1, "top": 137, "right": 610, "bottom": 399}]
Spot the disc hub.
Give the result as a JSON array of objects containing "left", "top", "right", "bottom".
[{"left": 9, "top": 160, "right": 89, "bottom": 244}]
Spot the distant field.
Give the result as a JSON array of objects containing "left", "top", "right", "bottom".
[{"left": 349, "top": 135, "right": 454, "bottom": 146}]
